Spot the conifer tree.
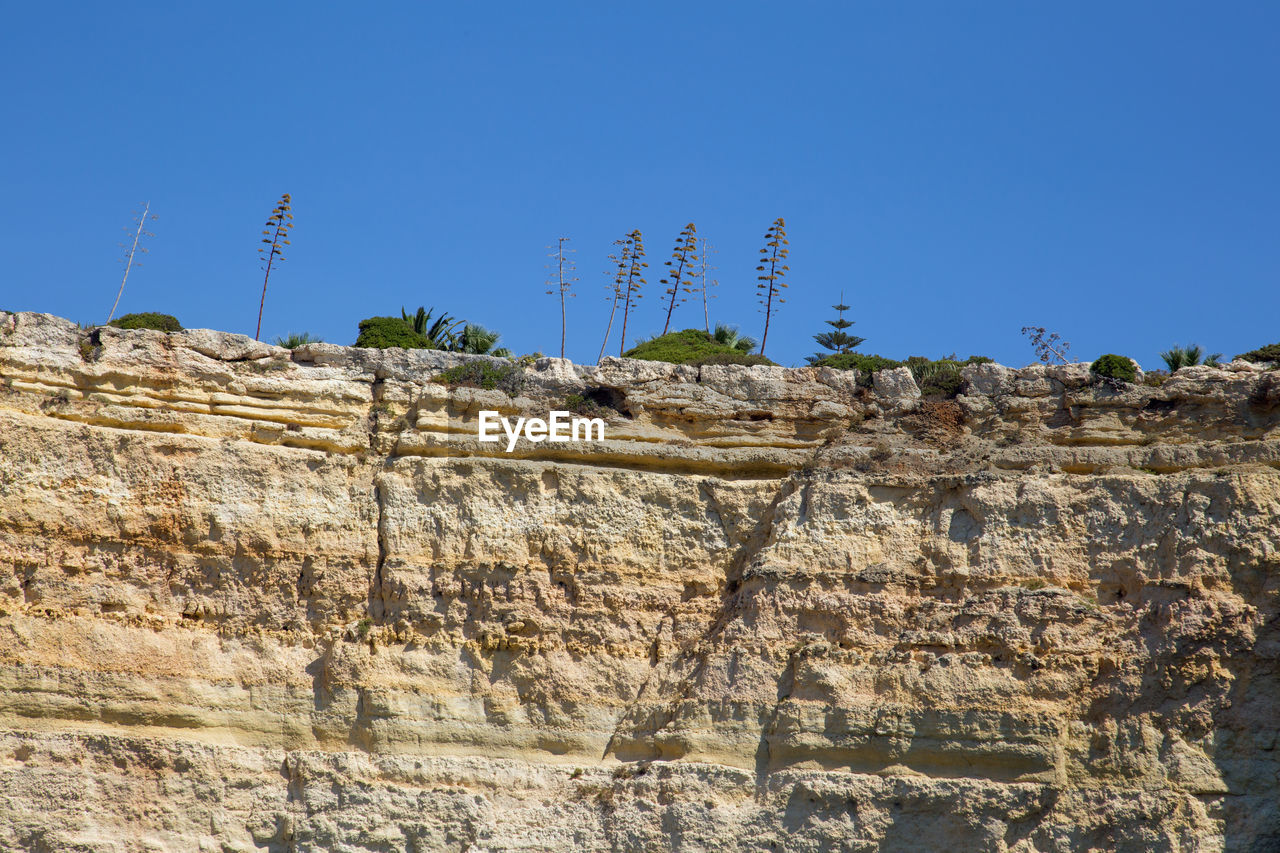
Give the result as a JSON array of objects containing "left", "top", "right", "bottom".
[
  {"left": 807, "top": 292, "right": 864, "bottom": 364},
  {"left": 617, "top": 229, "right": 647, "bottom": 356},
  {"left": 255, "top": 193, "right": 293, "bottom": 341},
  {"left": 545, "top": 236, "right": 577, "bottom": 358},
  {"left": 107, "top": 202, "right": 157, "bottom": 324},
  {"left": 756, "top": 217, "right": 789, "bottom": 356},
  {"left": 659, "top": 223, "right": 698, "bottom": 335}
]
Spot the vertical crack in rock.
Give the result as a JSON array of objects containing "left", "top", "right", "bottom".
[
  {"left": 603, "top": 469, "right": 806, "bottom": 762},
  {"left": 276, "top": 751, "right": 305, "bottom": 853},
  {"left": 370, "top": 472, "right": 389, "bottom": 624},
  {"left": 755, "top": 652, "right": 798, "bottom": 783}
]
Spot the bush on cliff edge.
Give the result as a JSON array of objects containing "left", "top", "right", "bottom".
[
  {"left": 1090, "top": 353, "right": 1138, "bottom": 383},
  {"left": 355, "top": 316, "right": 435, "bottom": 349},
  {"left": 1237, "top": 342, "right": 1280, "bottom": 365},
  {"left": 623, "top": 329, "right": 775, "bottom": 365},
  {"left": 108, "top": 312, "right": 182, "bottom": 332}
]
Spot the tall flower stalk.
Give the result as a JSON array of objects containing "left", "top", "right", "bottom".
[{"left": 255, "top": 193, "right": 293, "bottom": 341}]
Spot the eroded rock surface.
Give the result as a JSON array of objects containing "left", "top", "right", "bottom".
[{"left": 0, "top": 311, "right": 1277, "bottom": 851}]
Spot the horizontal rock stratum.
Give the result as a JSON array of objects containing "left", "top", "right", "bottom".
[{"left": 0, "top": 311, "right": 1277, "bottom": 852}]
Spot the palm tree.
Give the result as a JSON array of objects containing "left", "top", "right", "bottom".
[
  {"left": 401, "top": 306, "right": 464, "bottom": 349},
  {"left": 456, "top": 323, "right": 501, "bottom": 355},
  {"left": 713, "top": 323, "right": 756, "bottom": 354},
  {"left": 1161, "top": 344, "right": 1222, "bottom": 371}
]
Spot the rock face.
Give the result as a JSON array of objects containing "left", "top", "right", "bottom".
[{"left": 0, "top": 311, "right": 1277, "bottom": 852}]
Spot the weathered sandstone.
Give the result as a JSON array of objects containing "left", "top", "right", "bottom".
[{"left": 0, "top": 311, "right": 1277, "bottom": 851}]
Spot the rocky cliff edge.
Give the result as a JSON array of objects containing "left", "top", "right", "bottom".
[{"left": 0, "top": 311, "right": 1277, "bottom": 851}]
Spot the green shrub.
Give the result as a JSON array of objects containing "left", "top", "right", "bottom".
[
  {"left": 1091, "top": 353, "right": 1138, "bottom": 383},
  {"left": 509, "top": 352, "right": 544, "bottom": 368},
  {"left": 810, "top": 352, "right": 902, "bottom": 388},
  {"left": 564, "top": 393, "right": 597, "bottom": 415},
  {"left": 564, "top": 387, "right": 627, "bottom": 416},
  {"left": 904, "top": 356, "right": 989, "bottom": 399},
  {"left": 812, "top": 352, "right": 990, "bottom": 396},
  {"left": 1237, "top": 343, "right": 1280, "bottom": 365},
  {"left": 355, "top": 316, "right": 435, "bottom": 349},
  {"left": 108, "top": 312, "right": 182, "bottom": 332},
  {"left": 687, "top": 352, "right": 776, "bottom": 367},
  {"left": 811, "top": 352, "right": 902, "bottom": 372},
  {"left": 435, "top": 360, "right": 524, "bottom": 396},
  {"left": 623, "top": 329, "right": 754, "bottom": 364},
  {"left": 908, "top": 360, "right": 965, "bottom": 399},
  {"left": 564, "top": 392, "right": 620, "bottom": 417}
]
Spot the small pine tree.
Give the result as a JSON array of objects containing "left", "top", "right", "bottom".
[
  {"left": 618, "top": 229, "right": 648, "bottom": 356},
  {"left": 659, "top": 223, "right": 698, "bottom": 336},
  {"left": 545, "top": 237, "right": 577, "bottom": 359},
  {"left": 107, "top": 202, "right": 158, "bottom": 324},
  {"left": 807, "top": 293, "right": 864, "bottom": 364},
  {"left": 255, "top": 193, "right": 293, "bottom": 341},
  {"left": 756, "top": 217, "right": 789, "bottom": 356}
]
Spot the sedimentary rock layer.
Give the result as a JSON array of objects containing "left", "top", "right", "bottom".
[{"left": 0, "top": 311, "right": 1276, "bottom": 851}]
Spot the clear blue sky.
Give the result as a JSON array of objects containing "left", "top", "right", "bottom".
[{"left": 3, "top": 3, "right": 1276, "bottom": 368}]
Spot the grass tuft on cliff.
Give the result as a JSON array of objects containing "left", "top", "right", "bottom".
[
  {"left": 623, "top": 329, "right": 775, "bottom": 365},
  {"left": 275, "top": 332, "right": 322, "bottom": 349}
]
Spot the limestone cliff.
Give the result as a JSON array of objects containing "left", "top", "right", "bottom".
[{"left": 0, "top": 311, "right": 1277, "bottom": 852}]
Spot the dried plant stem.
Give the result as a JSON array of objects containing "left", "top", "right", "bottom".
[{"left": 108, "top": 201, "right": 149, "bottom": 324}]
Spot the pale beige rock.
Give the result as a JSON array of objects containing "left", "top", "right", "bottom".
[
  {"left": 871, "top": 365, "right": 919, "bottom": 402},
  {"left": 0, "top": 311, "right": 1277, "bottom": 851}
]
